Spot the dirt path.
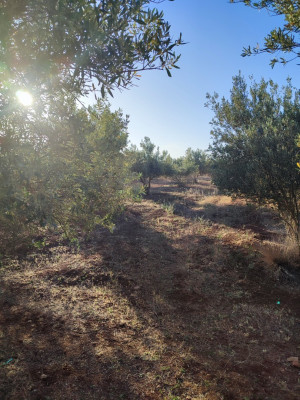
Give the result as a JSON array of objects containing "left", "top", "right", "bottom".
[{"left": 1, "top": 183, "right": 300, "bottom": 399}]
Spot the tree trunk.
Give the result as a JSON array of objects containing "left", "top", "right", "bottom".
[
  {"left": 284, "top": 217, "right": 300, "bottom": 255},
  {"left": 144, "top": 184, "right": 150, "bottom": 195}
]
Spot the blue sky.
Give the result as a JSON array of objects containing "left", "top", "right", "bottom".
[{"left": 109, "top": 0, "right": 300, "bottom": 157}]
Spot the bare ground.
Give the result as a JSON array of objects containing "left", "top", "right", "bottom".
[{"left": 0, "top": 178, "right": 299, "bottom": 400}]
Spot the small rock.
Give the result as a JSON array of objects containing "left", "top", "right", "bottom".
[
  {"left": 287, "top": 356, "right": 300, "bottom": 368},
  {"left": 40, "top": 374, "right": 48, "bottom": 380},
  {"left": 287, "top": 356, "right": 298, "bottom": 362}
]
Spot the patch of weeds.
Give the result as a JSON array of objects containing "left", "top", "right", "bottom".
[
  {"left": 161, "top": 201, "right": 175, "bottom": 215},
  {"left": 70, "top": 237, "right": 80, "bottom": 251},
  {"left": 163, "top": 393, "right": 181, "bottom": 400},
  {"left": 194, "top": 215, "right": 206, "bottom": 223},
  {"left": 131, "top": 184, "right": 143, "bottom": 202},
  {"left": 195, "top": 215, "right": 212, "bottom": 227},
  {"left": 32, "top": 238, "right": 47, "bottom": 250},
  {"left": 141, "top": 351, "right": 160, "bottom": 361}
]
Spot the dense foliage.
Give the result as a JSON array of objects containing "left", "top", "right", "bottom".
[
  {"left": 129, "top": 137, "right": 172, "bottom": 194},
  {"left": 129, "top": 139, "right": 211, "bottom": 191},
  {"left": 172, "top": 148, "right": 210, "bottom": 185},
  {"left": 231, "top": 0, "right": 300, "bottom": 67},
  {"left": 0, "top": 98, "right": 132, "bottom": 250},
  {"left": 0, "top": 0, "right": 182, "bottom": 105},
  {"left": 207, "top": 74, "right": 300, "bottom": 247},
  {"left": 0, "top": 0, "right": 183, "bottom": 251}
]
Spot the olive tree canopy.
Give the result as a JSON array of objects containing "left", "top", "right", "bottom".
[
  {"left": 207, "top": 74, "right": 300, "bottom": 247},
  {"left": 0, "top": 0, "right": 183, "bottom": 108}
]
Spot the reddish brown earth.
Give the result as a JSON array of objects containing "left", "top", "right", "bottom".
[{"left": 1, "top": 178, "right": 299, "bottom": 399}]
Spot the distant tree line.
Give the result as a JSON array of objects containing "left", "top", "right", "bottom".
[{"left": 128, "top": 137, "right": 211, "bottom": 194}]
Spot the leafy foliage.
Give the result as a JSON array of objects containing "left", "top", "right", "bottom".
[
  {"left": 129, "top": 137, "right": 172, "bottom": 194},
  {"left": 0, "top": 98, "right": 132, "bottom": 251},
  {"left": 0, "top": 0, "right": 183, "bottom": 252},
  {"left": 181, "top": 148, "right": 210, "bottom": 175},
  {"left": 172, "top": 148, "right": 210, "bottom": 186},
  {"left": 230, "top": 0, "right": 300, "bottom": 66},
  {"left": 207, "top": 74, "right": 300, "bottom": 247},
  {"left": 0, "top": 0, "right": 183, "bottom": 103}
]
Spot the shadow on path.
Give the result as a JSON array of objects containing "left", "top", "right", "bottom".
[{"left": 1, "top": 196, "right": 299, "bottom": 399}]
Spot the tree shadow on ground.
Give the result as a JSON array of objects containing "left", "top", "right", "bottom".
[
  {"left": 1, "top": 202, "right": 299, "bottom": 399},
  {"left": 200, "top": 203, "right": 282, "bottom": 239},
  {"left": 0, "top": 280, "right": 155, "bottom": 400},
  {"left": 87, "top": 208, "right": 300, "bottom": 399},
  {"left": 149, "top": 190, "right": 283, "bottom": 241}
]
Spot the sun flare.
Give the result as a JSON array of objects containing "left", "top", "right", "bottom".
[{"left": 16, "top": 90, "right": 33, "bottom": 106}]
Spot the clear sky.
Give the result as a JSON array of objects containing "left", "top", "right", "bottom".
[{"left": 108, "top": 0, "right": 300, "bottom": 158}]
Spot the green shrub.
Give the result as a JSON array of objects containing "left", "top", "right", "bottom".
[
  {"left": 207, "top": 75, "right": 300, "bottom": 251},
  {"left": 0, "top": 99, "right": 133, "bottom": 252}
]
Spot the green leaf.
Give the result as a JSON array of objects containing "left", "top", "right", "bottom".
[
  {"left": 133, "top": 18, "right": 146, "bottom": 25},
  {"left": 101, "top": 84, "right": 105, "bottom": 98},
  {"left": 107, "top": 88, "right": 114, "bottom": 97}
]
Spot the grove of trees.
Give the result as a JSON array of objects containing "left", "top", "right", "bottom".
[
  {"left": 0, "top": 0, "right": 183, "bottom": 251},
  {"left": 0, "top": 0, "right": 299, "bottom": 256},
  {"left": 172, "top": 148, "right": 210, "bottom": 186},
  {"left": 129, "top": 138, "right": 211, "bottom": 194}
]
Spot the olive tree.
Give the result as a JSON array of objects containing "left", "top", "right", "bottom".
[
  {"left": 0, "top": 98, "right": 132, "bottom": 250},
  {"left": 0, "top": 0, "right": 183, "bottom": 249},
  {"left": 0, "top": 0, "right": 183, "bottom": 106},
  {"left": 129, "top": 137, "right": 171, "bottom": 194},
  {"left": 172, "top": 148, "right": 210, "bottom": 186},
  {"left": 207, "top": 74, "right": 300, "bottom": 249}
]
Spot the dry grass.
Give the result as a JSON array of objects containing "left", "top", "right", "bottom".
[{"left": 1, "top": 177, "right": 299, "bottom": 400}]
